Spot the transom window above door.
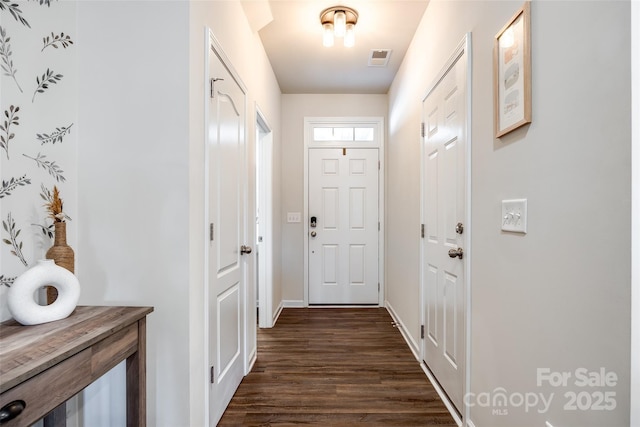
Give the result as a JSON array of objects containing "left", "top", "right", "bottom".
[
  {"left": 313, "top": 126, "right": 374, "bottom": 142},
  {"left": 307, "top": 118, "right": 383, "bottom": 148}
]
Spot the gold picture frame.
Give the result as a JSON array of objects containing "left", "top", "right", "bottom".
[{"left": 494, "top": 2, "right": 531, "bottom": 138}]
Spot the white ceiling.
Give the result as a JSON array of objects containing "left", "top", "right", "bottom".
[{"left": 247, "top": 0, "right": 429, "bottom": 94}]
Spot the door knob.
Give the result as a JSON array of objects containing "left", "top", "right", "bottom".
[
  {"left": 448, "top": 248, "right": 463, "bottom": 259},
  {"left": 455, "top": 222, "right": 464, "bottom": 234},
  {"left": 310, "top": 231, "right": 317, "bottom": 237},
  {"left": 240, "top": 245, "right": 252, "bottom": 255}
]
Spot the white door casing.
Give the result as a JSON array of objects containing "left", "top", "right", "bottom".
[
  {"left": 206, "top": 32, "right": 248, "bottom": 426},
  {"left": 308, "top": 148, "right": 379, "bottom": 304},
  {"left": 256, "top": 107, "right": 274, "bottom": 328},
  {"left": 421, "top": 35, "right": 471, "bottom": 417},
  {"left": 303, "top": 117, "right": 385, "bottom": 307}
]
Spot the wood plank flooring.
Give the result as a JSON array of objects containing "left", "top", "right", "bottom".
[{"left": 219, "top": 308, "right": 457, "bottom": 426}]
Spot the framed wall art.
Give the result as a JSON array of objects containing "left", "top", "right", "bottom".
[{"left": 494, "top": 1, "right": 531, "bottom": 138}]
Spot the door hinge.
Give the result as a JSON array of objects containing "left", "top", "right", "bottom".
[
  {"left": 210, "top": 78, "right": 223, "bottom": 98},
  {"left": 378, "top": 221, "right": 380, "bottom": 231},
  {"left": 421, "top": 224, "right": 425, "bottom": 238},
  {"left": 378, "top": 283, "right": 380, "bottom": 292},
  {"left": 210, "top": 223, "right": 214, "bottom": 242},
  {"left": 421, "top": 325, "right": 425, "bottom": 339},
  {"left": 378, "top": 160, "right": 380, "bottom": 170},
  {"left": 420, "top": 122, "right": 425, "bottom": 138},
  {"left": 210, "top": 366, "right": 215, "bottom": 383}
]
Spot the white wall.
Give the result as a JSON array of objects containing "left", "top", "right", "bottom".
[
  {"left": 388, "top": 1, "right": 632, "bottom": 426},
  {"left": 280, "top": 94, "right": 388, "bottom": 303},
  {"left": 76, "top": 2, "right": 190, "bottom": 425}
]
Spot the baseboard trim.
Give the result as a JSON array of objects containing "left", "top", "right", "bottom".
[
  {"left": 420, "top": 362, "right": 463, "bottom": 427},
  {"left": 384, "top": 301, "right": 420, "bottom": 360},
  {"left": 282, "top": 299, "right": 306, "bottom": 308},
  {"left": 272, "top": 301, "right": 284, "bottom": 326},
  {"left": 385, "top": 301, "right": 462, "bottom": 427}
]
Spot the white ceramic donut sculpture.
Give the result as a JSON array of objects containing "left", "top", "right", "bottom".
[{"left": 8, "top": 259, "right": 80, "bottom": 326}]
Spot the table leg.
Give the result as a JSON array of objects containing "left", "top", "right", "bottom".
[{"left": 126, "top": 318, "right": 146, "bottom": 427}]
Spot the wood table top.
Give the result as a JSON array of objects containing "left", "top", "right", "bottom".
[{"left": 0, "top": 306, "right": 153, "bottom": 393}]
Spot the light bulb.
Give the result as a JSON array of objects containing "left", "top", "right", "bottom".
[
  {"left": 323, "top": 23, "right": 334, "bottom": 47},
  {"left": 334, "top": 11, "right": 346, "bottom": 37},
  {"left": 344, "top": 23, "right": 355, "bottom": 47}
]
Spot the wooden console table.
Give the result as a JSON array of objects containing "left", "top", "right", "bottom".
[{"left": 0, "top": 306, "right": 153, "bottom": 426}]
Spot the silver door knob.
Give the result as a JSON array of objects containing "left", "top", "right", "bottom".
[
  {"left": 240, "top": 245, "right": 252, "bottom": 255},
  {"left": 455, "top": 222, "right": 464, "bottom": 234},
  {"left": 310, "top": 231, "right": 317, "bottom": 237},
  {"left": 448, "top": 248, "right": 463, "bottom": 259}
]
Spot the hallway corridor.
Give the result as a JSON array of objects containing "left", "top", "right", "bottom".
[{"left": 219, "top": 308, "right": 457, "bottom": 426}]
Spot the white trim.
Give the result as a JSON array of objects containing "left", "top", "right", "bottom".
[
  {"left": 419, "top": 33, "right": 472, "bottom": 426},
  {"left": 385, "top": 301, "right": 420, "bottom": 360},
  {"left": 631, "top": 1, "right": 639, "bottom": 425},
  {"left": 255, "top": 104, "right": 274, "bottom": 329},
  {"left": 420, "top": 363, "right": 463, "bottom": 427},
  {"left": 303, "top": 117, "right": 385, "bottom": 307},
  {"left": 282, "top": 299, "right": 306, "bottom": 308},
  {"left": 272, "top": 301, "right": 284, "bottom": 325}
]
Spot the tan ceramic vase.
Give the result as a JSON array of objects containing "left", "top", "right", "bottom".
[{"left": 45, "top": 221, "right": 75, "bottom": 304}]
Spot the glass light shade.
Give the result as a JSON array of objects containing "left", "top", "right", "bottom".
[
  {"left": 323, "top": 23, "right": 334, "bottom": 47},
  {"left": 344, "top": 23, "right": 355, "bottom": 47},
  {"left": 333, "top": 11, "right": 346, "bottom": 37}
]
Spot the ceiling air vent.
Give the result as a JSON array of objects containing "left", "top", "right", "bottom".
[{"left": 368, "top": 49, "right": 391, "bottom": 67}]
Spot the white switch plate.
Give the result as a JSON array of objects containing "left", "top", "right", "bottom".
[
  {"left": 501, "top": 199, "right": 527, "bottom": 233},
  {"left": 286, "top": 212, "right": 301, "bottom": 223}
]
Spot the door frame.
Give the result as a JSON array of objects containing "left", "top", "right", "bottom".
[
  {"left": 419, "top": 33, "right": 472, "bottom": 426},
  {"left": 255, "top": 104, "right": 274, "bottom": 328},
  {"left": 203, "top": 29, "right": 252, "bottom": 426},
  {"left": 303, "top": 117, "right": 385, "bottom": 306}
]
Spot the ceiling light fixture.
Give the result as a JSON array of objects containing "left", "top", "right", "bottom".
[{"left": 320, "top": 6, "right": 358, "bottom": 48}]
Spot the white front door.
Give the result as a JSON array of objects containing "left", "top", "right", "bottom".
[
  {"left": 207, "top": 37, "right": 247, "bottom": 426},
  {"left": 421, "top": 41, "right": 469, "bottom": 413},
  {"left": 308, "top": 148, "right": 379, "bottom": 304}
]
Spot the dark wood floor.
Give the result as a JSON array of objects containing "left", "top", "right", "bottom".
[{"left": 219, "top": 308, "right": 456, "bottom": 426}]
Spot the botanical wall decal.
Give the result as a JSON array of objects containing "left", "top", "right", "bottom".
[
  {"left": 0, "top": 1, "right": 77, "bottom": 321},
  {"left": 32, "top": 68, "right": 63, "bottom": 102},
  {"left": 41, "top": 31, "right": 72, "bottom": 51},
  {"left": 23, "top": 152, "right": 67, "bottom": 182},
  {"left": 0, "top": 1, "right": 30, "bottom": 27},
  {"left": 37, "top": 122, "right": 73, "bottom": 144},
  {"left": 0, "top": 26, "right": 23, "bottom": 92},
  {"left": 0, "top": 105, "right": 20, "bottom": 159},
  {"left": 0, "top": 174, "right": 31, "bottom": 198}
]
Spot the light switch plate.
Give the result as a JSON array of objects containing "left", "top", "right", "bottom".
[
  {"left": 501, "top": 199, "right": 527, "bottom": 233},
  {"left": 287, "top": 212, "right": 301, "bottom": 223}
]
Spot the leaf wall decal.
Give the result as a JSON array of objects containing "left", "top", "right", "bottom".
[
  {"left": 41, "top": 32, "right": 73, "bottom": 51},
  {"left": 0, "top": 0, "right": 31, "bottom": 28},
  {"left": 0, "top": 174, "right": 31, "bottom": 198},
  {"left": 32, "top": 68, "right": 63, "bottom": 102},
  {"left": 0, "top": 105, "right": 20, "bottom": 160},
  {"left": 36, "top": 123, "right": 73, "bottom": 144},
  {"left": 0, "top": 26, "right": 23, "bottom": 93},
  {"left": 23, "top": 152, "right": 67, "bottom": 182}
]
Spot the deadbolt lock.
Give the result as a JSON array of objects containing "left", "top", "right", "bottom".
[{"left": 455, "top": 222, "right": 464, "bottom": 234}]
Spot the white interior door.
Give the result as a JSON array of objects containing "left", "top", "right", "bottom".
[
  {"left": 308, "top": 148, "right": 379, "bottom": 304},
  {"left": 421, "top": 44, "right": 468, "bottom": 413},
  {"left": 207, "top": 38, "right": 247, "bottom": 426}
]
